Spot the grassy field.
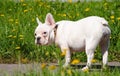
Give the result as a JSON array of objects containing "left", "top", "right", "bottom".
[
  {"left": 0, "top": 0, "right": 120, "bottom": 64},
  {"left": 0, "top": 0, "right": 120, "bottom": 76}
]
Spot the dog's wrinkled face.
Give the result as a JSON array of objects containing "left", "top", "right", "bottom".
[{"left": 34, "top": 13, "right": 56, "bottom": 45}]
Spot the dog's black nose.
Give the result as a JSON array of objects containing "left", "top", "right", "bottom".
[{"left": 37, "top": 37, "right": 41, "bottom": 41}]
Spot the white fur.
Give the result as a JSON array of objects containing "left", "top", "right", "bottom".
[{"left": 34, "top": 13, "right": 111, "bottom": 70}]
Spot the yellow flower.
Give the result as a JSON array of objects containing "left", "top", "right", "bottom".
[
  {"left": 32, "top": 18, "right": 35, "bottom": 21},
  {"left": 22, "top": 3, "right": 27, "bottom": 6},
  {"left": 110, "top": 15, "right": 114, "bottom": 19},
  {"left": 20, "top": 38, "right": 24, "bottom": 40},
  {"left": 61, "top": 71, "right": 65, "bottom": 76},
  {"left": 111, "top": 20, "right": 115, "bottom": 23},
  {"left": 15, "top": 21, "right": 19, "bottom": 24},
  {"left": 9, "top": 19, "right": 14, "bottom": 22},
  {"left": 12, "top": 29, "right": 16, "bottom": 32},
  {"left": 85, "top": 8, "right": 90, "bottom": 12},
  {"left": 45, "top": 51, "right": 49, "bottom": 56},
  {"left": 20, "top": 0, "right": 24, "bottom": 2},
  {"left": 15, "top": 46, "right": 20, "bottom": 50},
  {"left": 49, "top": 65, "right": 56, "bottom": 70},
  {"left": 8, "top": 35, "right": 13, "bottom": 38},
  {"left": 19, "top": 35, "right": 24, "bottom": 38},
  {"left": 52, "top": 52, "right": 56, "bottom": 56},
  {"left": 110, "top": 36, "right": 112, "bottom": 39},
  {"left": 61, "top": 48, "right": 67, "bottom": 56},
  {"left": 0, "top": 14, "right": 4, "bottom": 17},
  {"left": 71, "top": 59, "right": 80, "bottom": 64},
  {"left": 24, "top": 9, "right": 28, "bottom": 13},
  {"left": 68, "top": 0, "right": 72, "bottom": 3},
  {"left": 21, "top": 58, "right": 28, "bottom": 63},
  {"left": 12, "top": 36, "right": 16, "bottom": 38},
  {"left": 67, "top": 69, "right": 72, "bottom": 75},
  {"left": 83, "top": 68, "right": 89, "bottom": 73},
  {"left": 91, "top": 59, "right": 97, "bottom": 63},
  {"left": 63, "top": 14, "right": 66, "bottom": 17},
  {"left": 117, "top": 17, "right": 120, "bottom": 20},
  {"left": 29, "top": 8, "right": 32, "bottom": 11},
  {"left": 104, "top": 3, "right": 108, "bottom": 6},
  {"left": 41, "top": 63, "right": 47, "bottom": 69},
  {"left": 76, "top": 13, "right": 79, "bottom": 16}
]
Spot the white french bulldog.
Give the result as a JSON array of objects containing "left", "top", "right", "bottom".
[{"left": 34, "top": 13, "right": 111, "bottom": 70}]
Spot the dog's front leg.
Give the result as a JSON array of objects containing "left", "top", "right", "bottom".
[{"left": 62, "top": 48, "right": 71, "bottom": 67}]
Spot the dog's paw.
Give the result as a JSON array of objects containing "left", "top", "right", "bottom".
[
  {"left": 63, "top": 63, "right": 70, "bottom": 68},
  {"left": 82, "top": 66, "right": 89, "bottom": 72}
]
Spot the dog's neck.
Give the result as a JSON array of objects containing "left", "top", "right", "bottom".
[
  {"left": 53, "top": 24, "right": 58, "bottom": 39},
  {"left": 49, "top": 24, "right": 58, "bottom": 44}
]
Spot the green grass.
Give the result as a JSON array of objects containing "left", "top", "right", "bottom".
[{"left": 0, "top": 0, "right": 120, "bottom": 64}]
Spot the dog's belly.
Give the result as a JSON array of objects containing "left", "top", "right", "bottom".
[{"left": 68, "top": 39, "right": 85, "bottom": 52}]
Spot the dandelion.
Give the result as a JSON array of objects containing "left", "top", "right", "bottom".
[
  {"left": 67, "top": 69, "right": 72, "bottom": 75},
  {"left": 12, "top": 36, "right": 16, "bottom": 38},
  {"left": 20, "top": 0, "right": 24, "bottom": 2},
  {"left": 22, "top": 3, "right": 27, "bottom": 6},
  {"left": 41, "top": 63, "right": 47, "bottom": 69},
  {"left": 63, "top": 14, "right": 66, "bottom": 17},
  {"left": 110, "top": 15, "right": 115, "bottom": 19},
  {"left": 49, "top": 65, "right": 56, "bottom": 70},
  {"left": 19, "top": 35, "right": 24, "bottom": 38},
  {"left": 111, "top": 20, "right": 115, "bottom": 23},
  {"left": 0, "top": 14, "right": 4, "bottom": 17},
  {"left": 32, "top": 18, "right": 35, "bottom": 22},
  {"left": 8, "top": 35, "right": 13, "bottom": 38},
  {"left": 61, "top": 71, "right": 65, "bottom": 76},
  {"left": 15, "top": 46, "right": 20, "bottom": 50},
  {"left": 68, "top": 0, "right": 72, "bottom": 3},
  {"left": 76, "top": 13, "right": 79, "bottom": 16},
  {"left": 110, "top": 36, "right": 112, "bottom": 39},
  {"left": 8, "top": 19, "right": 14, "bottom": 22},
  {"left": 91, "top": 59, "right": 97, "bottom": 63},
  {"left": 21, "top": 58, "right": 28, "bottom": 63},
  {"left": 12, "top": 29, "right": 16, "bottom": 32},
  {"left": 117, "top": 17, "right": 120, "bottom": 20},
  {"left": 61, "top": 48, "right": 67, "bottom": 56},
  {"left": 83, "top": 68, "right": 89, "bottom": 73},
  {"left": 46, "top": 5, "right": 50, "bottom": 8},
  {"left": 12, "top": 41, "right": 15, "bottom": 44},
  {"left": 52, "top": 52, "right": 57, "bottom": 56},
  {"left": 20, "top": 38, "right": 24, "bottom": 40},
  {"left": 104, "top": 3, "right": 108, "bottom": 6},
  {"left": 85, "top": 8, "right": 90, "bottom": 12},
  {"left": 71, "top": 59, "right": 80, "bottom": 64},
  {"left": 15, "top": 21, "right": 19, "bottom": 24},
  {"left": 45, "top": 51, "right": 49, "bottom": 56},
  {"left": 29, "top": 8, "right": 32, "bottom": 11},
  {"left": 24, "top": 9, "right": 28, "bottom": 13}
]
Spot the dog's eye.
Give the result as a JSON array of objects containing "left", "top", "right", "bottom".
[
  {"left": 43, "top": 32, "right": 47, "bottom": 34},
  {"left": 34, "top": 33, "right": 36, "bottom": 36}
]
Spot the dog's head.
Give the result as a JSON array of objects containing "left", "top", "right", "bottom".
[{"left": 34, "top": 13, "right": 56, "bottom": 45}]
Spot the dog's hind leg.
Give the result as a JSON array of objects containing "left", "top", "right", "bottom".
[
  {"left": 82, "top": 37, "right": 100, "bottom": 71},
  {"left": 99, "top": 35, "right": 110, "bottom": 68}
]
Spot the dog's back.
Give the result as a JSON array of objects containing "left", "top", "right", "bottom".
[{"left": 55, "top": 16, "right": 111, "bottom": 51}]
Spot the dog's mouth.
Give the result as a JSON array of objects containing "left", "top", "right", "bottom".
[
  {"left": 36, "top": 41, "right": 49, "bottom": 45},
  {"left": 36, "top": 42, "right": 41, "bottom": 45}
]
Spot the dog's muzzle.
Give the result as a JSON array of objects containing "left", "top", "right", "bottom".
[{"left": 36, "top": 37, "right": 41, "bottom": 44}]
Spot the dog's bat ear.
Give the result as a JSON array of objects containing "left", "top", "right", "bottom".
[
  {"left": 36, "top": 17, "right": 42, "bottom": 25},
  {"left": 45, "top": 13, "right": 55, "bottom": 27}
]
